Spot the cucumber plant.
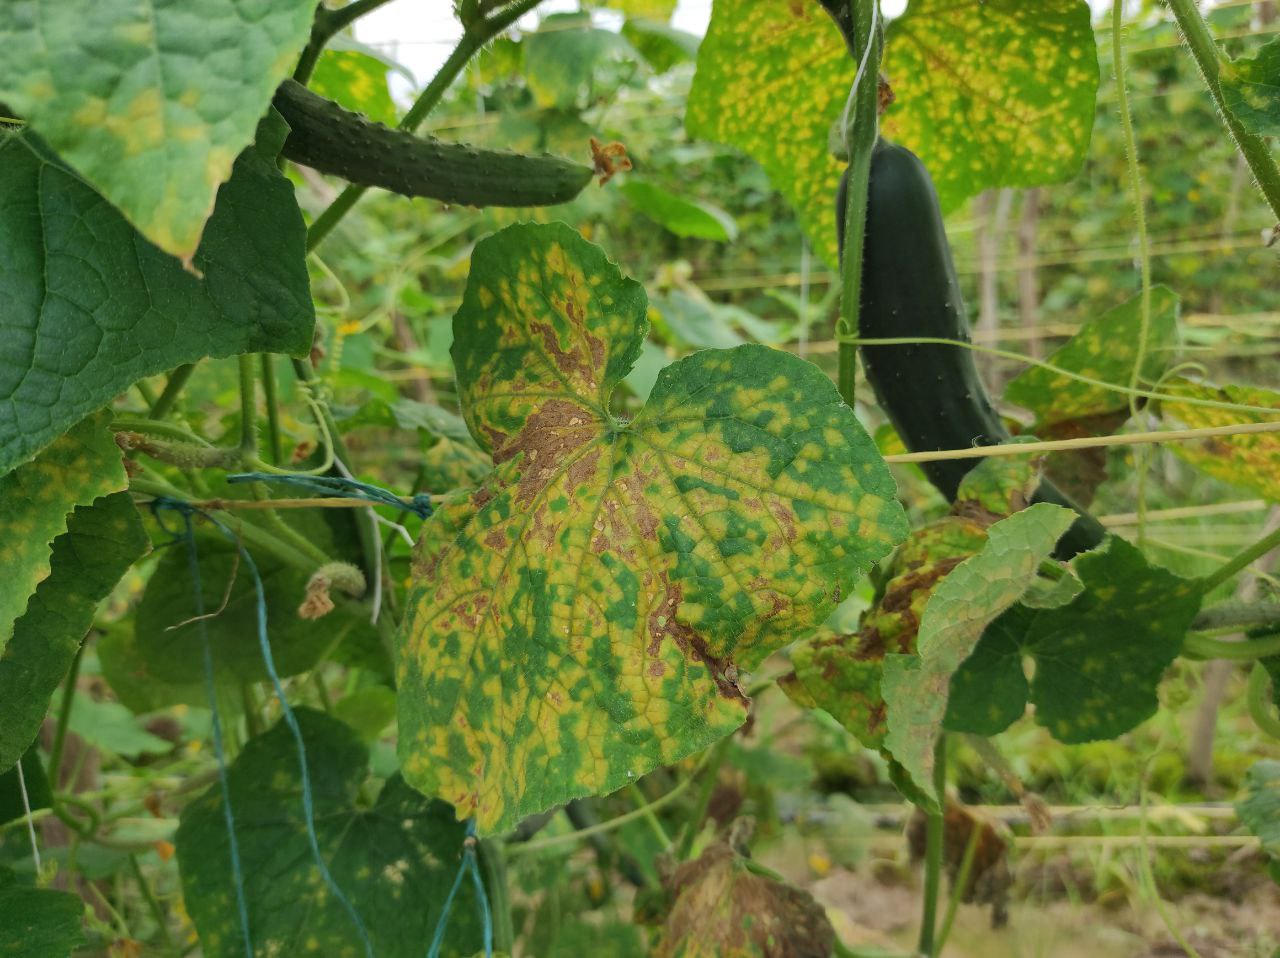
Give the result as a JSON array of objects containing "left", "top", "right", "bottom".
[{"left": 2, "top": 0, "right": 1280, "bottom": 956}]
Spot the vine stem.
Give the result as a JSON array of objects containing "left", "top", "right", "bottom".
[
  {"left": 1247, "top": 663, "right": 1280, "bottom": 737},
  {"left": 293, "top": 0, "right": 400, "bottom": 85},
  {"left": 147, "top": 363, "right": 195, "bottom": 420},
  {"left": 917, "top": 735, "right": 947, "bottom": 957},
  {"left": 48, "top": 644, "right": 85, "bottom": 793},
  {"left": 1183, "top": 632, "right": 1280, "bottom": 661},
  {"left": 1112, "top": 0, "right": 1155, "bottom": 547},
  {"left": 305, "top": 0, "right": 545, "bottom": 252},
  {"left": 835, "top": 0, "right": 882, "bottom": 407},
  {"left": 259, "top": 354, "right": 284, "bottom": 465},
  {"left": 1165, "top": 0, "right": 1280, "bottom": 223},
  {"left": 1200, "top": 522, "right": 1280, "bottom": 593},
  {"left": 882, "top": 419, "right": 1280, "bottom": 464}
]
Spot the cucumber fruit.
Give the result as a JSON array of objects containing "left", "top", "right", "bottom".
[
  {"left": 841, "top": 139, "right": 1105, "bottom": 558},
  {"left": 273, "top": 79, "right": 594, "bottom": 207}
]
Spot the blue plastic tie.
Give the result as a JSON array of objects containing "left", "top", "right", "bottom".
[
  {"left": 152, "top": 497, "right": 376, "bottom": 958},
  {"left": 227, "top": 472, "right": 433, "bottom": 519},
  {"left": 426, "top": 819, "right": 493, "bottom": 958}
]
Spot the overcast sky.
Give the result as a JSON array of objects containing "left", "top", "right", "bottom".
[{"left": 352, "top": 0, "right": 1214, "bottom": 94}]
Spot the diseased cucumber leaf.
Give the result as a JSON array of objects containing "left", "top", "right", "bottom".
[
  {"left": 1004, "top": 287, "right": 1181, "bottom": 426},
  {"left": 945, "top": 536, "right": 1203, "bottom": 741},
  {"left": 0, "top": 0, "right": 316, "bottom": 261},
  {"left": 686, "top": 0, "right": 1098, "bottom": 268},
  {"left": 881, "top": 0, "right": 1099, "bottom": 212},
  {"left": 1236, "top": 760, "right": 1280, "bottom": 863},
  {"left": 882, "top": 503, "right": 1076, "bottom": 802},
  {"left": 311, "top": 50, "right": 398, "bottom": 127},
  {"left": 0, "top": 411, "right": 126, "bottom": 656},
  {"left": 1220, "top": 36, "right": 1280, "bottom": 136},
  {"left": 1158, "top": 378, "right": 1280, "bottom": 502},
  {"left": 686, "top": 0, "right": 850, "bottom": 268},
  {"left": 177, "top": 709, "right": 484, "bottom": 958},
  {"left": 0, "top": 118, "right": 314, "bottom": 475},
  {"left": 397, "top": 222, "right": 907, "bottom": 834},
  {"left": 781, "top": 454, "right": 1043, "bottom": 749},
  {"left": 0, "top": 867, "right": 84, "bottom": 957},
  {"left": 0, "top": 491, "right": 148, "bottom": 772}
]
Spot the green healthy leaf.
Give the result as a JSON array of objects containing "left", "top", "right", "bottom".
[
  {"left": 621, "top": 19, "right": 700, "bottom": 74},
  {"left": 653, "top": 291, "right": 745, "bottom": 349},
  {"left": 1158, "top": 378, "right": 1280, "bottom": 502},
  {"left": 398, "top": 222, "right": 907, "bottom": 834},
  {"left": 333, "top": 397, "right": 472, "bottom": 443},
  {"left": 0, "top": 867, "right": 83, "bottom": 958},
  {"left": 98, "top": 620, "right": 225, "bottom": 714},
  {"left": 0, "top": 491, "right": 147, "bottom": 772},
  {"left": 61, "top": 698, "right": 172, "bottom": 760},
  {"left": 332, "top": 685, "right": 397, "bottom": 745},
  {"left": 1004, "top": 287, "right": 1181, "bottom": 425},
  {"left": 0, "top": 746, "right": 51, "bottom": 827},
  {"left": 606, "top": 0, "right": 677, "bottom": 19},
  {"left": 882, "top": 503, "right": 1076, "bottom": 802},
  {"left": 881, "top": 0, "right": 1099, "bottom": 212},
  {"left": 945, "top": 537, "right": 1203, "bottom": 741},
  {"left": 134, "top": 535, "right": 376, "bottom": 687},
  {"left": 686, "top": 0, "right": 850, "bottom": 268},
  {"left": 0, "top": 0, "right": 316, "bottom": 261},
  {"left": 177, "top": 708, "right": 482, "bottom": 958},
  {"left": 310, "top": 50, "right": 397, "bottom": 127},
  {"left": 0, "top": 121, "right": 315, "bottom": 475},
  {"left": 525, "top": 13, "right": 628, "bottom": 109},
  {"left": 1236, "top": 759, "right": 1280, "bottom": 860},
  {"left": 619, "top": 180, "right": 738, "bottom": 241},
  {"left": 1220, "top": 36, "right": 1280, "bottom": 136},
  {"left": 0, "top": 412, "right": 126, "bottom": 654}
]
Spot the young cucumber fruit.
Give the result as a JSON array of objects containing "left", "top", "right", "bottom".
[
  {"left": 841, "top": 139, "right": 1106, "bottom": 558},
  {"left": 273, "top": 79, "right": 594, "bottom": 207}
]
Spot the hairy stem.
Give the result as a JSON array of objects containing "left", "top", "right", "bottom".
[
  {"left": 1201, "top": 523, "right": 1280, "bottom": 593},
  {"left": 148, "top": 363, "right": 196, "bottom": 419},
  {"left": 260, "top": 354, "right": 284, "bottom": 465},
  {"left": 917, "top": 736, "right": 947, "bottom": 957},
  {"left": 1165, "top": 0, "right": 1280, "bottom": 223}
]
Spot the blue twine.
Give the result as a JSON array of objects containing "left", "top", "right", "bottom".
[
  {"left": 227, "top": 472, "right": 433, "bottom": 519},
  {"left": 151, "top": 497, "right": 376, "bottom": 958},
  {"left": 152, "top": 501, "right": 253, "bottom": 957},
  {"left": 426, "top": 820, "right": 493, "bottom": 958}
]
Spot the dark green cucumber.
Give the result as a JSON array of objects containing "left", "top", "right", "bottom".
[
  {"left": 840, "top": 140, "right": 1105, "bottom": 558},
  {"left": 273, "top": 79, "right": 594, "bottom": 207}
]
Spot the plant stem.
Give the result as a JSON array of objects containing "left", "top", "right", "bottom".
[
  {"left": 917, "top": 736, "right": 947, "bottom": 957},
  {"left": 111, "top": 417, "right": 214, "bottom": 446},
  {"left": 1191, "top": 599, "right": 1280, "bottom": 633},
  {"left": 148, "top": 363, "right": 196, "bottom": 419},
  {"left": 260, "top": 354, "right": 284, "bottom": 465},
  {"left": 305, "top": 0, "right": 545, "bottom": 252},
  {"left": 478, "top": 838, "right": 516, "bottom": 954},
  {"left": 676, "top": 737, "right": 730, "bottom": 860},
  {"left": 49, "top": 644, "right": 85, "bottom": 791},
  {"left": 933, "top": 816, "right": 981, "bottom": 954},
  {"left": 1247, "top": 663, "right": 1280, "bottom": 737},
  {"left": 1165, "top": 0, "right": 1280, "bottom": 223},
  {"left": 237, "top": 354, "right": 258, "bottom": 461},
  {"left": 293, "top": 0, "right": 400, "bottom": 85},
  {"left": 128, "top": 854, "right": 177, "bottom": 949},
  {"left": 835, "top": 0, "right": 881, "bottom": 407},
  {"left": 1184, "top": 633, "right": 1280, "bottom": 661},
  {"left": 1201, "top": 523, "right": 1280, "bottom": 593},
  {"left": 628, "top": 784, "right": 673, "bottom": 849}
]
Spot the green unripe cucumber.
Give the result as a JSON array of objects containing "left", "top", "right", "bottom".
[
  {"left": 273, "top": 79, "right": 594, "bottom": 207},
  {"left": 841, "top": 140, "right": 1106, "bottom": 558}
]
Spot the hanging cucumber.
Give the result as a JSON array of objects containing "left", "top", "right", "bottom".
[
  {"left": 840, "top": 139, "right": 1105, "bottom": 558},
  {"left": 273, "top": 79, "right": 594, "bottom": 207}
]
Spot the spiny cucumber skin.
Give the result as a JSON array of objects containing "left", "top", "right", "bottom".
[
  {"left": 273, "top": 79, "right": 593, "bottom": 207},
  {"left": 846, "top": 141, "right": 1106, "bottom": 559}
]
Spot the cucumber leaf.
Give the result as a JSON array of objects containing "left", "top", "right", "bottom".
[
  {"left": 945, "top": 536, "right": 1203, "bottom": 741},
  {"left": 177, "top": 709, "right": 484, "bottom": 958},
  {"left": 397, "top": 222, "right": 907, "bottom": 834},
  {"left": 310, "top": 50, "right": 398, "bottom": 127},
  {"left": 0, "top": 867, "right": 83, "bottom": 957},
  {"left": 882, "top": 503, "right": 1076, "bottom": 802},
  {"left": 1236, "top": 759, "right": 1280, "bottom": 861},
  {"left": 0, "top": 0, "right": 316, "bottom": 261},
  {"left": 0, "top": 411, "right": 126, "bottom": 656},
  {"left": 1220, "top": 36, "right": 1280, "bottom": 136},
  {"left": 0, "top": 118, "right": 314, "bottom": 475},
  {"left": 0, "top": 491, "right": 147, "bottom": 772}
]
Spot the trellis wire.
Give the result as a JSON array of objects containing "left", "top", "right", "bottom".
[{"left": 15, "top": 758, "right": 41, "bottom": 873}]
